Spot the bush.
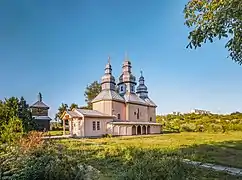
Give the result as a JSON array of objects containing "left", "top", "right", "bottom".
[
  {"left": 0, "top": 117, "right": 24, "bottom": 144},
  {"left": 0, "top": 133, "right": 100, "bottom": 180},
  {"left": 207, "top": 123, "right": 223, "bottom": 133},
  {"left": 102, "top": 134, "right": 113, "bottom": 138},
  {"left": 180, "top": 123, "right": 196, "bottom": 132}
]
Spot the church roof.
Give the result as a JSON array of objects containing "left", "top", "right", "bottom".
[
  {"left": 30, "top": 92, "right": 49, "bottom": 108},
  {"left": 30, "top": 101, "right": 49, "bottom": 108},
  {"left": 143, "top": 97, "right": 157, "bottom": 107},
  {"left": 33, "top": 116, "right": 51, "bottom": 121},
  {"left": 75, "top": 109, "right": 113, "bottom": 117},
  {"left": 123, "top": 93, "right": 147, "bottom": 105},
  {"left": 66, "top": 111, "right": 80, "bottom": 117},
  {"left": 92, "top": 90, "right": 125, "bottom": 103}
]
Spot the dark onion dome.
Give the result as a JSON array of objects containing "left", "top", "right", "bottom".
[{"left": 92, "top": 57, "right": 125, "bottom": 103}]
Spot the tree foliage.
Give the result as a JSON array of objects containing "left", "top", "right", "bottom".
[
  {"left": 84, "top": 81, "right": 101, "bottom": 109},
  {"left": 184, "top": 0, "right": 242, "bottom": 64},
  {"left": 55, "top": 103, "right": 79, "bottom": 124},
  {"left": 55, "top": 103, "right": 68, "bottom": 122},
  {"left": 69, "top": 103, "right": 78, "bottom": 110},
  {"left": 0, "top": 97, "right": 35, "bottom": 139},
  {"left": 0, "top": 117, "right": 24, "bottom": 144},
  {"left": 157, "top": 112, "right": 242, "bottom": 133}
]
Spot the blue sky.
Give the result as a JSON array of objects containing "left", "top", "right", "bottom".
[{"left": 0, "top": 0, "right": 241, "bottom": 118}]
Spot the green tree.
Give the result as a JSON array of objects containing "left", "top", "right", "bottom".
[
  {"left": 184, "top": 0, "right": 242, "bottom": 64},
  {"left": 0, "top": 97, "right": 35, "bottom": 133},
  {"left": 84, "top": 81, "right": 101, "bottom": 109},
  {"left": 69, "top": 103, "right": 78, "bottom": 110},
  {"left": 18, "top": 97, "right": 36, "bottom": 132},
  {"left": 55, "top": 103, "right": 68, "bottom": 123},
  {"left": 1, "top": 117, "right": 24, "bottom": 144}
]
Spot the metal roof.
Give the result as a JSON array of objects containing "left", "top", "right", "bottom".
[
  {"left": 143, "top": 97, "right": 157, "bottom": 107},
  {"left": 75, "top": 109, "right": 114, "bottom": 118},
  {"left": 123, "top": 93, "right": 147, "bottom": 105},
  {"left": 66, "top": 111, "right": 81, "bottom": 117},
  {"left": 92, "top": 90, "right": 125, "bottom": 103},
  {"left": 33, "top": 116, "right": 51, "bottom": 121},
  {"left": 30, "top": 101, "right": 49, "bottom": 108}
]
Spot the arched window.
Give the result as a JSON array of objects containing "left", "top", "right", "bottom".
[
  {"left": 120, "top": 86, "right": 123, "bottom": 92},
  {"left": 150, "top": 117, "right": 152, "bottom": 122},
  {"left": 117, "top": 114, "right": 121, "bottom": 119},
  {"left": 131, "top": 86, "right": 134, "bottom": 92}
]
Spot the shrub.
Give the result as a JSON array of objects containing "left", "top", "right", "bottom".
[
  {"left": 18, "top": 131, "right": 44, "bottom": 153},
  {"left": 180, "top": 123, "right": 196, "bottom": 132},
  {"left": 102, "top": 134, "right": 113, "bottom": 138},
  {"left": 0, "top": 134, "right": 100, "bottom": 180},
  {"left": 0, "top": 117, "right": 24, "bottom": 144},
  {"left": 207, "top": 123, "right": 223, "bottom": 133}
]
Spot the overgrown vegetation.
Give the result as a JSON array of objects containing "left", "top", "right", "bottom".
[
  {"left": 0, "top": 97, "right": 36, "bottom": 144},
  {"left": 157, "top": 112, "right": 242, "bottom": 133},
  {"left": 2, "top": 131, "right": 242, "bottom": 179},
  {"left": 0, "top": 132, "right": 100, "bottom": 180}
]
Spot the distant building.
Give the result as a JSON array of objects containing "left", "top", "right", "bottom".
[
  {"left": 170, "top": 111, "right": 182, "bottom": 115},
  {"left": 190, "top": 109, "right": 211, "bottom": 115},
  {"left": 30, "top": 93, "right": 51, "bottom": 131}
]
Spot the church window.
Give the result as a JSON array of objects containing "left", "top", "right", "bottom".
[
  {"left": 137, "top": 108, "right": 140, "bottom": 119},
  {"left": 150, "top": 117, "right": 152, "bottom": 122},
  {"left": 92, "top": 121, "right": 96, "bottom": 131},
  {"left": 131, "top": 86, "right": 134, "bottom": 92},
  {"left": 117, "top": 114, "right": 120, "bottom": 119},
  {"left": 97, "top": 121, "right": 100, "bottom": 130},
  {"left": 134, "top": 112, "right": 136, "bottom": 115},
  {"left": 121, "top": 86, "right": 123, "bottom": 92}
]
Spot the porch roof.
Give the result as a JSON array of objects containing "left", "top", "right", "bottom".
[{"left": 62, "top": 109, "right": 115, "bottom": 120}]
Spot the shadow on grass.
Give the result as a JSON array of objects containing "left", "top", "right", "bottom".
[
  {"left": 62, "top": 140, "right": 242, "bottom": 180},
  {"left": 177, "top": 140, "right": 242, "bottom": 169}
]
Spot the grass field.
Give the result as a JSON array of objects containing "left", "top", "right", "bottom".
[
  {"left": 52, "top": 132, "right": 242, "bottom": 179},
  {"left": 44, "top": 130, "right": 69, "bottom": 136}
]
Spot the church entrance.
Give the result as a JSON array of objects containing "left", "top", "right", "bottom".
[
  {"left": 132, "top": 125, "right": 136, "bottom": 135},
  {"left": 147, "top": 125, "right": 151, "bottom": 134},
  {"left": 137, "top": 125, "right": 141, "bottom": 135},
  {"left": 142, "top": 126, "right": 146, "bottom": 134}
]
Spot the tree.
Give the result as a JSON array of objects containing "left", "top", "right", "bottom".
[
  {"left": 184, "top": 0, "right": 242, "bottom": 64},
  {"left": 18, "top": 97, "right": 36, "bottom": 132},
  {"left": 0, "top": 97, "right": 36, "bottom": 134},
  {"left": 55, "top": 103, "right": 68, "bottom": 123},
  {"left": 84, "top": 81, "right": 101, "bottom": 109},
  {"left": 69, "top": 103, "right": 78, "bottom": 110},
  {"left": 0, "top": 117, "right": 24, "bottom": 144}
]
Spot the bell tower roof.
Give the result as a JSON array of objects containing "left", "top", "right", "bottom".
[
  {"left": 136, "top": 71, "right": 157, "bottom": 107},
  {"left": 92, "top": 57, "right": 125, "bottom": 103},
  {"left": 101, "top": 56, "right": 116, "bottom": 90},
  {"left": 136, "top": 70, "right": 148, "bottom": 97},
  {"left": 30, "top": 92, "right": 49, "bottom": 109},
  {"left": 118, "top": 53, "right": 136, "bottom": 86}
]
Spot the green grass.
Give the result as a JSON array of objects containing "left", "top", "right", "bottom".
[
  {"left": 51, "top": 132, "right": 242, "bottom": 179},
  {"left": 44, "top": 130, "right": 69, "bottom": 136}
]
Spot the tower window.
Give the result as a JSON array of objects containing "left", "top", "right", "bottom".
[
  {"left": 131, "top": 86, "right": 134, "bottom": 92},
  {"left": 121, "top": 86, "right": 123, "bottom": 92},
  {"left": 150, "top": 117, "right": 152, "bottom": 122},
  {"left": 117, "top": 114, "right": 120, "bottom": 119}
]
